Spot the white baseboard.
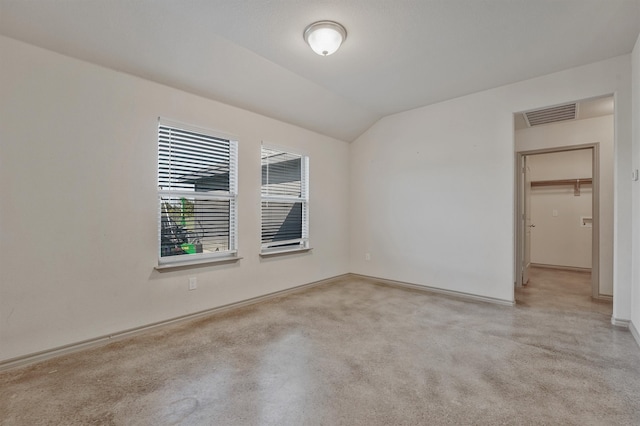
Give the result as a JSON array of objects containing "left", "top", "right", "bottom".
[
  {"left": 530, "top": 263, "right": 592, "bottom": 273},
  {"left": 630, "top": 322, "right": 640, "bottom": 349},
  {"left": 594, "top": 294, "right": 613, "bottom": 302},
  {"left": 611, "top": 316, "right": 631, "bottom": 328},
  {"left": 0, "top": 274, "right": 348, "bottom": 372},
  {"left": 350, "top": 273, "right": 515, "bottom": 307}
]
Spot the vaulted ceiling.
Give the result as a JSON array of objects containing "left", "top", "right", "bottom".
[{"left": 1, "top": 1, "right": 639, "bottom": 141}]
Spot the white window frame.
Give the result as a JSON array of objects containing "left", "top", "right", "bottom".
[
  {"left": 260, "top": 144, "right": 310, "bottom": 255},
  {"left": 157, "top": 118, "right": 238, "bottom": 267}
]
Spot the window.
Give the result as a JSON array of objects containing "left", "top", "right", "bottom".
[
  {"left": 158, "top": 120, "right": 238, "bottom": 264},
  {"left": 261, "top": 146, "right": 309, "bottom": 254}
]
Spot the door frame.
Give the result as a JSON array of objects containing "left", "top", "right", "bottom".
[{"left": 514, "top": 143, "right": 600, "bottom": 299}]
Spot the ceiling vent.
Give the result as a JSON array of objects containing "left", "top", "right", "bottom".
[{"left": 523, "top": 103, "right": 577, "bottom": 127}]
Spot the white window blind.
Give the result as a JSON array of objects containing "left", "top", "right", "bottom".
[
  {"left": 158, "top": 121, "right": 237, "bottom": 263},
  {"left": 261, "top": 146, "right": 309, "bottom": 252}
]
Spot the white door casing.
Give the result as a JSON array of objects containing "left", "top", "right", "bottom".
[{"left": 523, "top": 156, "right": 532, "bottom": 285}]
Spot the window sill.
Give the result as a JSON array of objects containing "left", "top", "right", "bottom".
[
  {"left": 260, "top": 247, "right": 313, "bottom": 258},
  {"left": 155, "top": 255, "right": 242, "bottom": 272}
]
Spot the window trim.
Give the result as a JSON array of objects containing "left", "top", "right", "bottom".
[
  {"left": 259, "top": 246, "right": 312, "bottom": 257},
  {"left": 157, "top": 118, "right": 239, "bottom": 267},
  {"left": 260, "top": 144, "right": 310, "bottom": 255},
  {"left": 155, "top": 255, "right": 242, "bottom": 271}
]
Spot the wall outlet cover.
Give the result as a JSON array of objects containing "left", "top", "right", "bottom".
[{"left": 188, "top": 277, "right": 197, "bottom": 290}]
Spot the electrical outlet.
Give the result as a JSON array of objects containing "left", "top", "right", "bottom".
[
  {"left": 365, "top": 253, "right": 371, "bottom": 261},
  {"left": 188, "top": 277, "right": 197, "bottom": 290}
]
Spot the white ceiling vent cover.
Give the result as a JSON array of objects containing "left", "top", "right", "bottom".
[{"left": 523, "top": 103, "right": 577, "bottom": 127}]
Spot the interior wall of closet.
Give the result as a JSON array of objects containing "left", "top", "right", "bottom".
[{"left": 528, "top": 149, "right": 593, "bottom": 270}]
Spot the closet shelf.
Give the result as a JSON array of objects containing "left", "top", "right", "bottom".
[{"left": 530, "top": 178, "right": 592, "bottom": 196}]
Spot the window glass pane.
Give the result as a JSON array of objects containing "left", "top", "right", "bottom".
[
  {"left": 160, "top": 196, "right": 230, "bottom": 257},
  {"left": 260, "top": 145, "right": 308, "bottom": 252},
  {"left": 158, "top": 122, "right": 236, "bottom": 262},
  {"left": 159, "top": 126, "right": 230, "bottom": 192},
  {"left": 261, "top": 148, "right": 301, "bottom": 197},
  {"left": 261, "top": 201, "right": 302, "bottom": 244}
]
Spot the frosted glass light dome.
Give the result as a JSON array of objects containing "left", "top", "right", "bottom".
[{"left": 303, "top": 21, "right": 347, "bottom": 56}]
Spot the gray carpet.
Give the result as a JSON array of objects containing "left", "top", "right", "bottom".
[{"left": 1, "top": 268, "right": 639, "bottom": 425}]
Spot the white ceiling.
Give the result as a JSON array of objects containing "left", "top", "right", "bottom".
[{"left": 1, "top": 1, "right": 639, "bottom": 141}]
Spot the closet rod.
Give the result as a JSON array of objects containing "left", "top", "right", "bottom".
[
  {"left": 530, "top": 178, "right": 592, "bottom": 187},
  {"left": 530, "top": 178, "right": 592, "bottom": 196}
]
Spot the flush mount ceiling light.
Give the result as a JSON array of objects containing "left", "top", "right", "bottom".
[{"left": 303, "top": 20, "right": 347, "bottom": 56}]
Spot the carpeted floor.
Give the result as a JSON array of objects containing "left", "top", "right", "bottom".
[{"left": 1, "top": 268, "right": 639, "bottom": 425}]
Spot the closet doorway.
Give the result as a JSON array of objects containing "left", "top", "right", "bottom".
[
  {"left": 516, "top": 146, "right": 598, "bottom": 297},
  {"left": 514, "top": 96, "right": 615, "bottom": 303}
]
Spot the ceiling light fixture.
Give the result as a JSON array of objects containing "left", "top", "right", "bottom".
[{"left": 303, "top": 20, "right": 347, "bottom": 56}]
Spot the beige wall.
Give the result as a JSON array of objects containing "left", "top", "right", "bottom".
[
  {"left": 2, "top": 34, "right": 638, "bottom": 363},
  {"left": 0, "top": 36, "right": 350, "bottom": 363},
  {"left": 527, "top": 150, "right": 594, "bottom": 271},
  {"left": 516, "top": 116, "right": 613, "bottom": 295},
  {"left": 349, "top": 56, "right": 632, "bottom": 319}
]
